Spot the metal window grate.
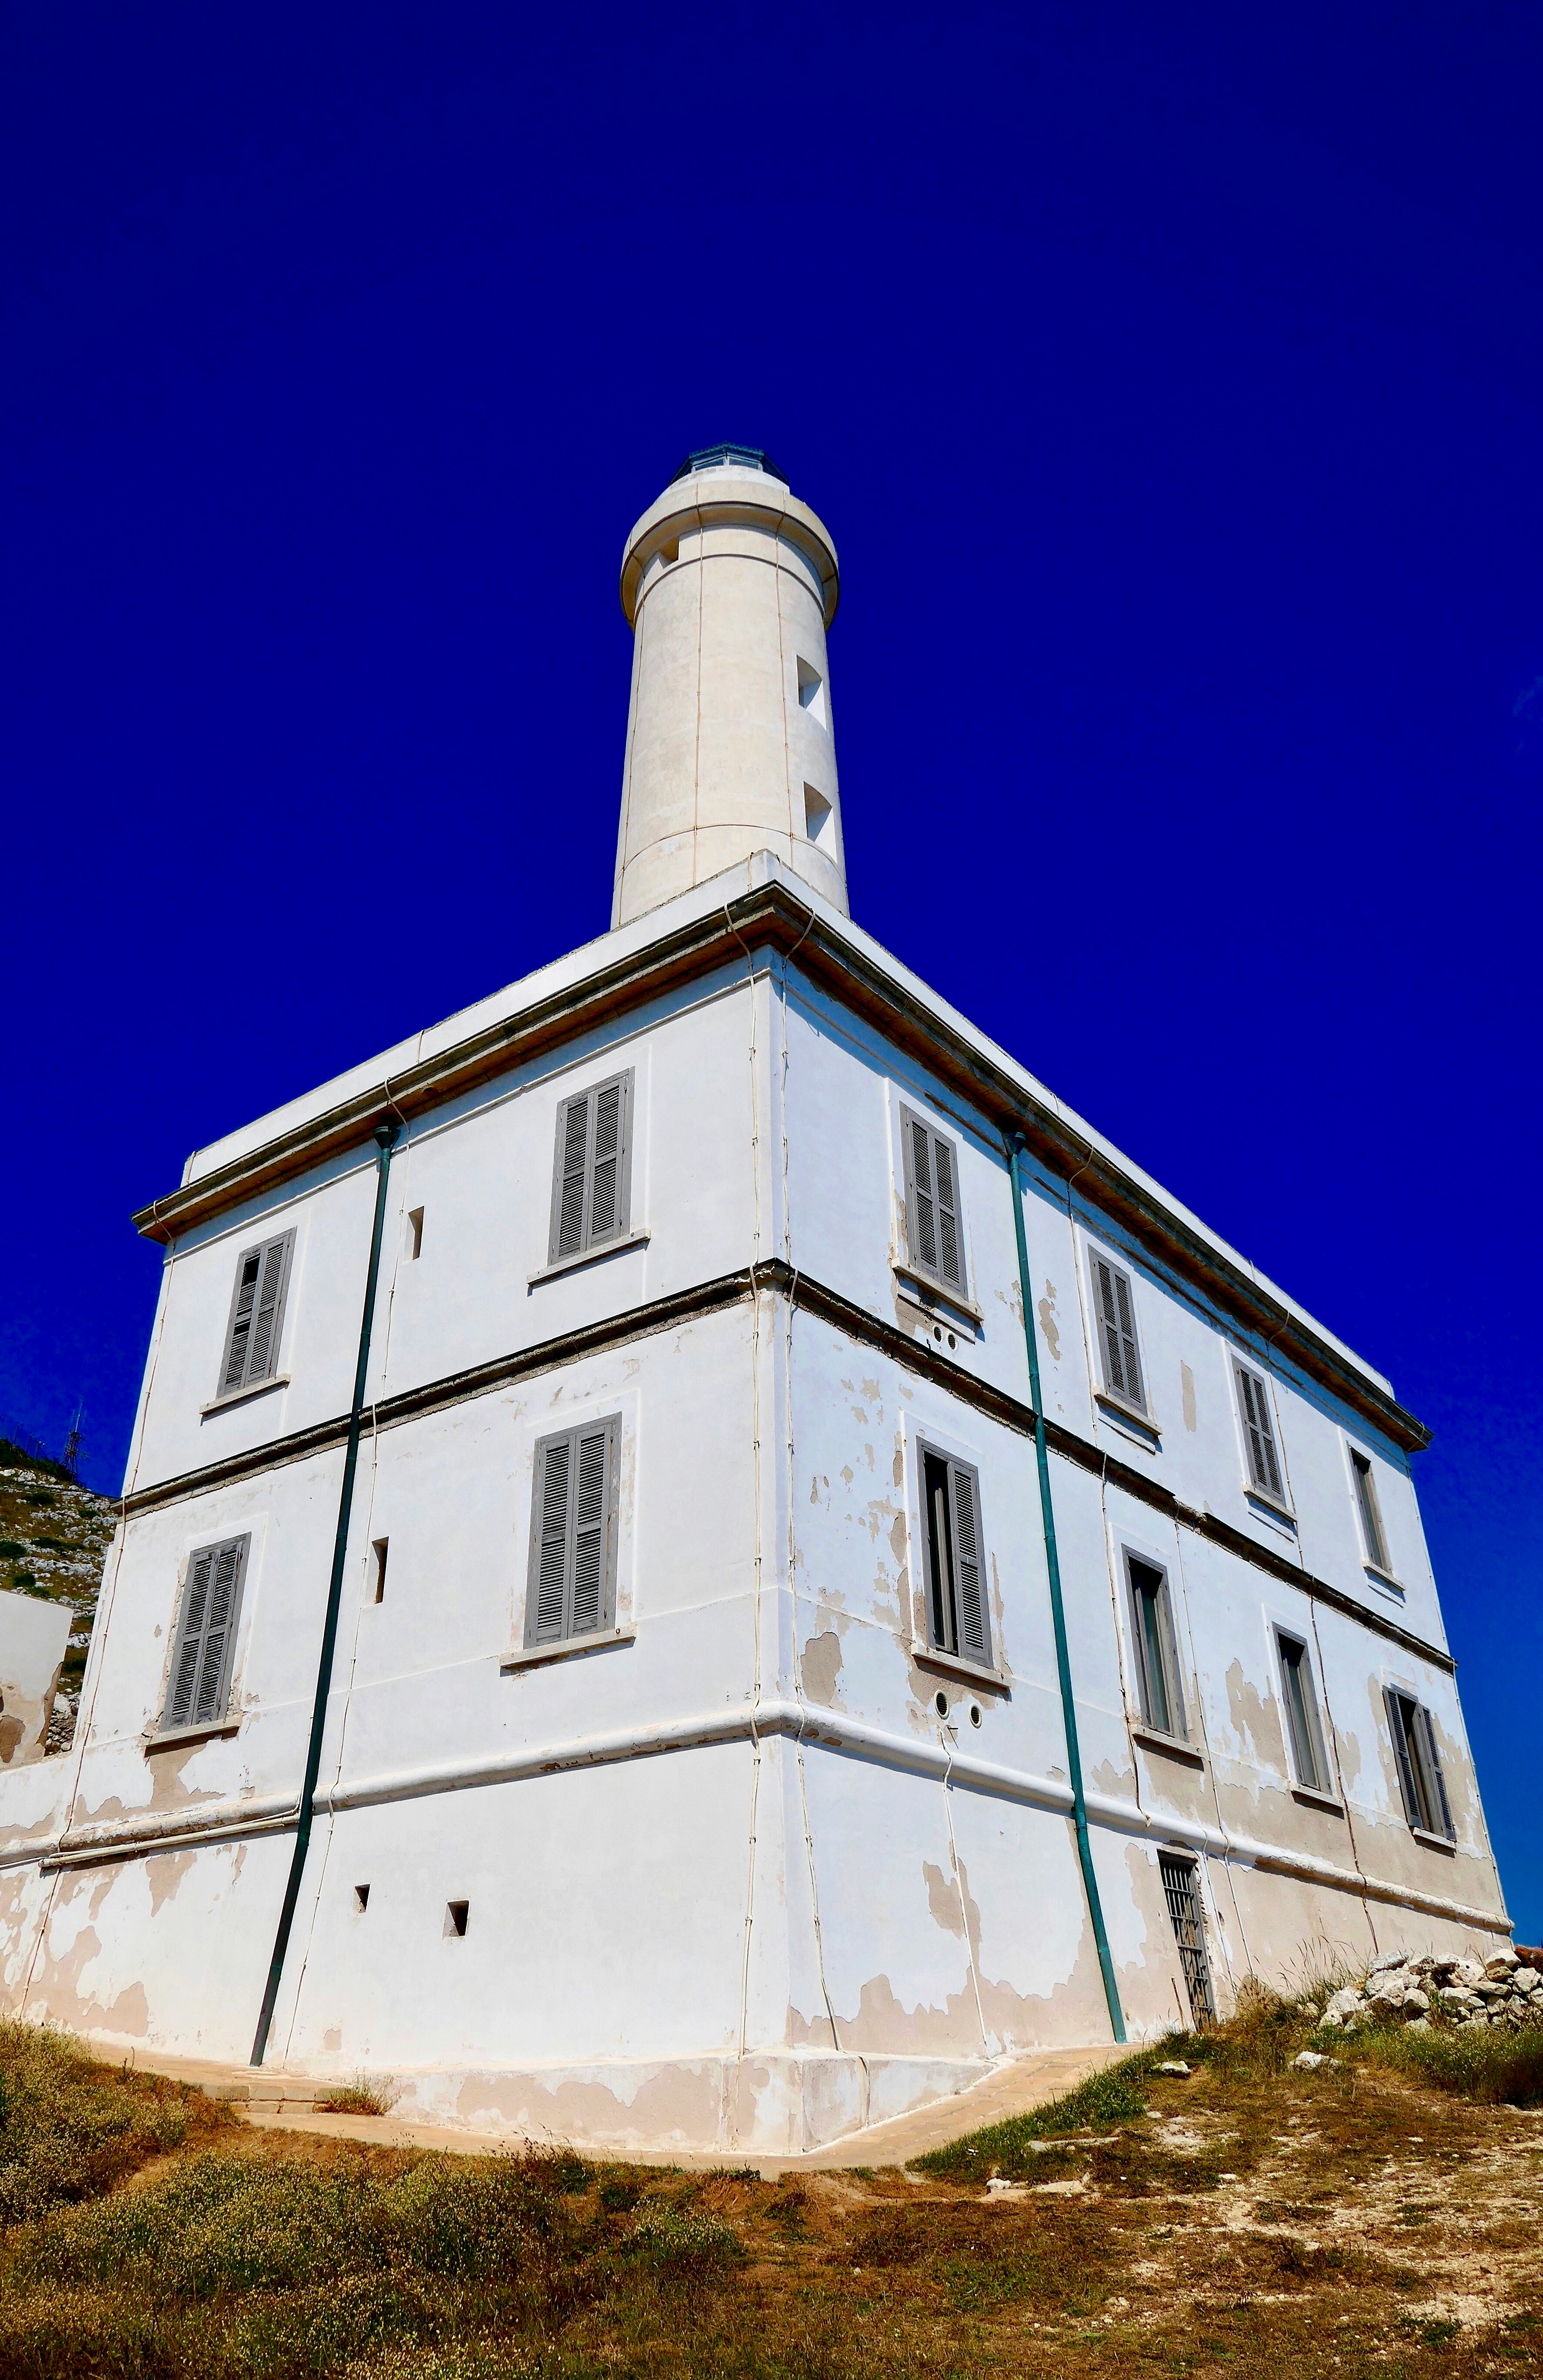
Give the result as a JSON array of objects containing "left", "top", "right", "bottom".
[{"left": 1159, "top": 1852, "right": 1216, "bottom": 2026}]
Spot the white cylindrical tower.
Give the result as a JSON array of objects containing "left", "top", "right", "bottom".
[{"left": 612, "top": 445, "right": 847, "bottom": 927}]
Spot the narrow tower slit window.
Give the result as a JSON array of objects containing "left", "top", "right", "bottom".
[
  {"left": 216, "top": 1230, "right": 295, "bottom": 1398},
  {"left": 795, "top": 656, "right": 827, "bottom": 725},
  {"left": 548, "top": 1072, "right": 634, "bottom": 1265},
  {"left": 163, "top": 1534, "right": 249, "bottom": 1734},
  {"left": 1126, "top": 1553, "right": 1185, "bottom": 1739},
  {"left": 1091, "top": 1254, "right": 1146, "bottom": 1413},
  {"left": 1235, "top": 1362, "right": 1286, "bottom": 1502},
  {"left": 1159, "top": 1852, "right": 1216, "bottom": 2025},
  {"left": 803, "top": 783, "right": 835, "bottom": 850},
  {"left": 1351, "top": 1449, "right": 1390, "bottom": 1572},
  {"left": 1276, "top": 1628, "right": 1329, "bottom": 1794},
  {"left": 370, "top": 1538, "right": 389, "bottom": 1604},
  {"left": 919, "top": 1444, "right": 991, "bottom": 1665},
  {"left": 1385, "top": 1688, "right": 1455, "bottom": 1841},
  {"left": 901, "top": 1106, "right": 966, "bottom": 1295},
  {"left": 407, "top": 1208, "right": 424, "bottom": 1260},
  {"left": 525, "top": 1416, "right": 621, "bottom": 1647}
]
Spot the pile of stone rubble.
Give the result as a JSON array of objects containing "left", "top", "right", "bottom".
[{"left": 1315, "top": 1945, "right": 1543, "bottom": 2034}]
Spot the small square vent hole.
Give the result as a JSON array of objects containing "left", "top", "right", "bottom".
[
  {"left": 445, "top": 1900, "right": 469, "bottom": 1939},
  {"left": 803, "top": 784, "right": 835, "bottom": 851}
]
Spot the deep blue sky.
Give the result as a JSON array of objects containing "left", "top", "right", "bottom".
[{"left": 4, "top": 6, "right": 1539, "bottom": 1932}]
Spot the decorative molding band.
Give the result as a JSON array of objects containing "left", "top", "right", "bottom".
[
  {"left": 116, "top": 1257, "right": 1456, "bottom": 1675},
  {"left": 130, "top": 873, "right": 1426, "bottom": 1454},
  {"left": 13, "top": 1692, "right": 1507, "bottom": 1936}
]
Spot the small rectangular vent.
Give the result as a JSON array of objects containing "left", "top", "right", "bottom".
[{"left": 445, "top": 1900, "right": 469, "bottom": 1938}]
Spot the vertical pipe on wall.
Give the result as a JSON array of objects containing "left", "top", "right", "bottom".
[
  {"left": 1005, "top": 1132, "right": 1127, "bottom": 2045},
  {"left": 251, "top": 1121, "right": 401, "bottom": 2066}
]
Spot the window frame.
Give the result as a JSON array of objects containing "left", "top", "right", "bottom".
[
  {"left": 214, "top": 1229, "right": 295, "bottom": 1403},
  {"left": 1274, "top": 1625, "right": 1330, "bottom": 1795},
  {"left": 524, "top": 1414, "right": 622, "bottom": 1650},
  {"left": 159, "top": 1532, "right": 250, "bottom": 1738},
  {"left": 1233, "top": 1357, "right": 1291, "bottom": 1511},
  {"left": 915, "top": 1436, "right": 993, "bottom": 1670},
  {"left": 1124, "top": 1549, "right": 1186, "bottom": 1741},
  {"left": 1347, "top": 1442, "right": 1393, "bottom": 1576},
  {"left": 1159, "top": 1850, "right": 1216, "bottom": 2025},
  {"left": 1086, "top": 1243, "right": 1151, "bottom": 1421},
  {"left": 899, "top": 1104, "right": 969, "bottom": 1300},
  {"left": 546, "top": 1070, "right": 634, "bottom": 1269},
  {"left": 1384, "top": 1684, "right": 1455, "bottom": 1843}
]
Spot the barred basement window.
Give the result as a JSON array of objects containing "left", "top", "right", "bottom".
[
  {"left": 1385, "top": 1688, "right": 1455, "bottom": 1842},
  {"left": 525, "top": 1417, "right": 621, "bottom": 1646},
  {"left": 1234, "top": 1362, "right": 1286, "bottom": 1503},
  {"left": 1159, "top": 1852, "right": 1216, "bottom": 2025},
  {"left": 918, "top": 1444, "right": 991, "bottom": 1665},
  {"left": 1127, "top": 1553, "right": 1186, "bottom": 1739},
  {"left": 1276, "top": 1628, "right": 1329, "bottom": 1794},
  {"left": 901, "top": 1107, "right": 966, "bottom": 1295},
  {"left": 216, "top": 1231, "right": 295, "bottom": 1398},
  {"left": 162, "top": 1534, "right": 249, "bottom": 1733},
  {"left": 548, "top": 1073, "right": 634, "bottom": 1265},
  {"left": 1351, "top": 1448, "right": 1390, "bottom": 1572},
  {"left": 1091, "top": 1253, "right": 1146, "bottom": 1413}
]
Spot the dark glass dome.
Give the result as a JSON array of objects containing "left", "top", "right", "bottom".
[{"left": 670, "top": 444, "right": 789, "bottom": 485}]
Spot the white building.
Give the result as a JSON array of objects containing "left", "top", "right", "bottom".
[{"left": 0, "top": 447, "right": 1509, "bottom": 2154}]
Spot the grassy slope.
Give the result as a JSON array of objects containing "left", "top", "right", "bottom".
[{"left": 3, "top": 2004, "right": 1543, "bottom": 2378}]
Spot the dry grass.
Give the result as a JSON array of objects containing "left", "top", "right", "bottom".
[
  {"left": 3, "top": 2001, "right": 1543, "bottom": 2377},
  {"left": 314, "top": 2072, "right": 402, "bottom": 2117}
]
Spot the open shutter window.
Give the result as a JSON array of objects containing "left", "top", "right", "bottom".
[
  {"left": 526, "top": 1417, "right": 619, "bottom": 1646},
  {"left": 164, "top": 1536, "right": 248, "bottom": 1732},
  {"left": 1278, "top": 1632, "right": 1326, "bottom": 1792},
  {"left": 1236, "top": 1365, "right": 1284, "bottom": 1499},
  {"left": 1095, "top": 1258, "right": 1145, "bottom": 1409},
  {"left": 548, "top": 1074, "right": 632, "bottom": 1265},
  {"left": 1417, "top": 1706, "right": 1456, "bottom": 1840},
  {"left": 946, "top": 1458, "right": 989, "bottom": 1662},
  {"left": 1353, "top": 1452, "right": 1389, "bottom": 1571},
  {"left": 1385, "top": 1688, "right": 1424, "bottom": 1827},
  {"left": 902, "top": 1109, "right": 966, "bottom": 1293},
  {"left": 218, "top": 1233, "right": 294, "bottom": 1396}
]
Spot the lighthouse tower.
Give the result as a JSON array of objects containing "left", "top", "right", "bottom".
[{"left": 613, "top": 445, "right": 847, "bottom": 925}]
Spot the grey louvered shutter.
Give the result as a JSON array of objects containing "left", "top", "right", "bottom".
[
  {"left": 526, "top": 1417, "right": 619, "bottom": 1645},
  {"left": 218, "top": 1233, "right": 293, "bottom": 1395},
  {"left": 548, "top": 1074, "right": 633, "bottom": 1264},
  {"left": 1236, "top": 1365, "right": 1284, "bottom": 1498},
  {"left": 165, "top": 1535, "right": 248, "bottom": 1731},
  {"left": 1353, "top": 1452, "right": 1389, "bottom": 1571},
  {"left": 902, "top": 1108, "right": 965, "bottom": 1292},
  {"left": 1094, "top": 1258, "right": 1145, "bottom": 1409},
  {"left": 946, "top": 1458, "right": 989, "bottom": 1661},
  {"left": 1384, "top": 1688, "right": 1423, "bottom": 1826},
  {"left": 1417, "top": 1704, "right": 1455, "bottom": 1840}
]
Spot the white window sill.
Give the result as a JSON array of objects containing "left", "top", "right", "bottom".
[
  {"left": 912, "top": 1642, "right": 1009, "bottom": 1694},
  {"left": 528, "top": 1231, "right": 649, "bottom": 1288},
  {"left": 1290, "top": 1783, "right": 1344, "bottom": 1816},
  {"left": 500, "top": 1625, "right": 636, "bottom": 1672},
  {"left": 892, "top": 1264, "right": 982, "bottom": 1334},
  {"left": 202, "top": 1374, "right": 289, "bottom": 1418},
  {"left": 1244, "top": 1484, "right": 1297, "bottom": 1529},
  {"left": 1363, "top": 1562, "right": 1406, "bottom": 1602},
  {"left": 1412, "top": 1825, "right": 1457, "bottom": 1855},
  {"left": 1131, "top": 1724, "right": 1203, "bottom": 1768},
  {"left": 1095, "top": 1391, "right": 1160, "bottom": 1448},
  {"left": 146, "top": 1716, "right": 242, "bottom": 1752}
]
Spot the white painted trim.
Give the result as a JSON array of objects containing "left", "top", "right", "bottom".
[
  {"left": 499, "top": 1626, "right": 637, "bottom": 1672},
  {"left": 528, "top": 1230, "right": 650, "bottom": 1287},
  {"left": 201, "top": 1373, "right": 290, "bottom": 1418}
]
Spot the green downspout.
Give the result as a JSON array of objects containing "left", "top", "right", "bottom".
[
  {"left": 252, "top": 1120, "right": 400, "bottom": 2066},
  {"left": 1005, "top": 1131, "right": 1126, "bottom": 2045}
]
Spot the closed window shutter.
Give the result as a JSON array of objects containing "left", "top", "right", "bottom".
[
  {"left": 165, "top": 1535, "right": 248, "bottom": 1731},
  {"left": 1095, "top": 1259, "right": 1145, "bottom": 1408},
  {"left": 947, "top": 1458, "right": 989, "bottom": 1661},
  {"left": 1278, "top": 1632, "right": 1325, "bottom": 1792},
  {"left": 527, "top": 1417, "right": 619, "bottom": 1645},
  {"left": 902, "top": 1110, "right": 965, "bottom": 1292},
  {"left": 548, "top": 1075, "right": 632, "bottom": 1265},
  {"left": 1128, "top": 1555, "right": 1183, "bottom": 1737},
  {"left": 218, "top": 1233, "right": 293, "bottom": 1395},
  {"left": 1385, "top": 1688, "right": 1423, "bottom": 1826},
  {"left": 1236, "top": 1365, "right": 1284, "bottom": 1498},
  {"left": 1417, "top": 1706, "right": 1455, "bottom": 1840}
]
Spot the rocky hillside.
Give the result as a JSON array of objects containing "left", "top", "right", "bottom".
[{"left": 0, "top": 1445, "right": 115, "bottom": 1753}]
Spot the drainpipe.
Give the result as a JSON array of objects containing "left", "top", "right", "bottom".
[
  {"left": 251, "top": 1120, "right": 400, "bottom": 2066},
  {"left": 1005, "top": 1131, "right": 1126, "bottom": 2045}
]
